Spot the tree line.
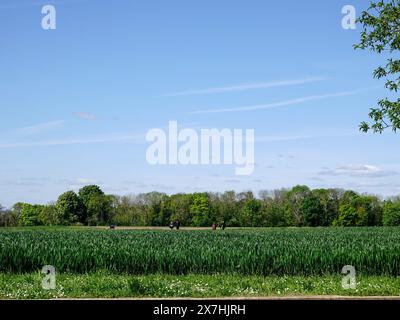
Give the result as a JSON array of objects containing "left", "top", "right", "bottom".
[{"left": 1, "top": 185, "right": 400, "bottom": 227}]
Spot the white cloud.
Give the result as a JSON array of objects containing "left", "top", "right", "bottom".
[
  {"left": 190, "top": 88, "right": 374, "bottom": 114},
  {"left": 76, "top": 178, "right": 98, "bottom": 184},
  {"left": 58, "top": 177, "right": 104, "bottom": 190},
  {"left": 165, "top": 77, "right": 325, "bottom": 97},
  {"left": 225, "top": 179, "right": 242, "bottom": 183},
  {"left": 0, "top": 0, "right": 89, "bottom": 10},
  {"left": 74, "top": 112, "right": 97, "bottom": 121},
  {"left": 18, "top": 120, "right": 64, "bottom": 135},
  {"left": 255, "top": 131, "right": 358, "bottom": 143},
  {"left": 0, "top": 133, "right": 142, "bottom": 149},
  {"left": 319, "top": 164, "right": 398, "bottom": 178},
  {"left": 59, "top": 178, "right": 101, "bottom": 185},
  {"left": 255, "top": 134, "right": 314, "bottom": 142}
]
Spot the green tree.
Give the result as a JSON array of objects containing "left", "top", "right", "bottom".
[
  {"left": 335, "top": 204, "right": 358, "bottom": 226},
  {"left": 190, "top": 193, "right": 211, "bottom": 227},
  {"left": 86, "top": 194, "right": 113, "bottom": 226},
  {"left": 311, "top": 189, "right": 342, "bottom": 226},
  {"left": 383, "top": 200, "right": 400, "bottom": 225},
  {"left": 38, "top": 204, "right": 60, "bottom": 226},
  {"left": 357, "top": 195, "right": 383, "bottom": 226},
  {"left": 260, "top": 191, "right": 288, "bottom": 227},
  {"left": 56, "top": 191, "right": 85, "bottom": 225},
  {"left": 334, "top": 192, "right": 375, "bottom": 226},
  {"left": 12, "top": 202, "right": 24, "bottom": 222},
  {"left": 0, "top": 205, "right": 17, "bottom": 227},
  {"left": 113, "top": 195, "right": 142, "bottom": 226},
  {"left": 78, "top": 185, "right": 104, "bottom": 207},
  {"left": 18, "top": 203, "right": 44, "bottom": 226},
  {"left": 356, "top": 0, "right": 400, "bottom": 133},
  {"left": 221, "top": 191, "right": 240, "bottom": 227},
  {"left": 158, "top": 196, "right": 174, "bottom": 226},
  {"left": 168, "top": 193, "right": 193, "bottom": 226},
  {"left": 285, "top": 185, "right": 311, "bottom": 226},
  {"left": 241, "top": 196, "right": 262, "bottom": 227},
  {"left": 78, "top": 185, "right": 112, "bottom": 225},
  {"left": 138, "top": 192, "right": 169, "bottom": 226},
  {"left": 302, "top": 194, "right": 323, "bottom": 227}
]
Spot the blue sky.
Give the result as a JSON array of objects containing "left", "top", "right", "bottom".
[{"left": 0, "top": 0, "right": 399, "bottom": 207}]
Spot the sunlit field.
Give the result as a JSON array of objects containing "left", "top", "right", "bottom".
[{"left": 1, "top": 227, "right": 399, "bottom": 298}]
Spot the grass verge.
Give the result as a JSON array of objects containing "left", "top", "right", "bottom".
[{"left": 0, "top": 273, "right": 399, "bottom": 299}]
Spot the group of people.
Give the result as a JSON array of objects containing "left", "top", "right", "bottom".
[
  {"left": 211, "top": 222, "right": 226, "bottom": 230},
  {"left": 169, "top": 220, "right": 181, "bottom": 230},
  {"left": 169, "top": 220, "right": 226, "bottom": 230}
]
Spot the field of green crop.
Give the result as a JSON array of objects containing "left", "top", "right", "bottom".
[{"left": 0, "top": 227, "right": 399, "bottom": 276}]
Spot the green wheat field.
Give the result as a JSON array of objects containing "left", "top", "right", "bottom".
[{"left": 0, "top": 227, "right": 399, "bottom": 298}]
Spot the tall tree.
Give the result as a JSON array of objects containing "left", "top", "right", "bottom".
[
  {"left": 285, "top": 185, "right": 311, "bottom": 226},
  {"left": 78, "top": 185, "right": 112, "bottom": 225},
  {"left": 356, "top": 0, "right": 400, "bottom": 133},
  {"left": 0, "top": 205, "right": 16, "bottom": 227},
  {"left": 383, "top": 198, "right": 400, "bottom": 225},
  {"left": 56, "top": 191, "right": 85, "bottom": 225},
  {"left": 18, "top": 204, "right": 44, "bottom": 226},
  {"left": 302, "top": 194, "right": 323, "bottom": 227},
  {"left": 85, "top": 194, "right": 113, "bottom": 225},
  {"left": 78, "top": 185, "right": 104, "bottom": 207},
  {"left": 190, "top": 193, "right": 211, "bottom": 227},
  {"left": 38, "top": 204, "right": 60, "bottom": 226},
  {"left": 241, "top": 197, "right": 262, "bottom": 227}
]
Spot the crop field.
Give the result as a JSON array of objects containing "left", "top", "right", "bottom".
[{"left": 0, "top": 227, "right": 399, "bottom": 276}]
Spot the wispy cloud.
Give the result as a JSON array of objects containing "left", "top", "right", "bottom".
[
  {"left": 74, "top": 112, "right": 97, "bottom": 121},
  {"left": 120, "top": 181, "right": 175, "bottom": 191},
  {"left": 0, "top": 133, "right": 142, "bottom": 149},
  {"left": 0, "top": 1, "right": 43, "bottom": 10},
  {"left": 0, "top": 178, "right": 46, "bottom": 187},
  {"left": 17, "top": 120, "right": 64, "bottom": 135},
  {"left": 255, "top": 131, "right": 358, "bottom": 143},
  {"left": 165, "top": 77, "right": 325, "bottom": 97},
  {"left": 76, "top": 178, "right": 99, "bottom": 184},
  {"left": 59, "top": 177, "right": 102, "bottom": 188},
  {"left": 225, "top": 179, "right": 242, "bottom": 183},
  {"left": 319, "top": 164, "right": 398, "bottom": 178},
  {"left": 191, "top": 87, "right": 375, "bottom": 114},
  {"left": 0, "top": 0, "right": 90, "bottom": 10},
  {"left": 255, "top": 135, "right": 314, "bottom": 142},
  {"left": 57, "top": 177, "right": 107, "bottom": 191}
]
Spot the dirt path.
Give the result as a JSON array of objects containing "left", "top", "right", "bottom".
[{"left": 94, "top": 226, "right": 213, "bottom": 231}]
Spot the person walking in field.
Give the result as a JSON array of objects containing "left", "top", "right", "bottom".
[{"left": 169, "top": 220, "right": 181, "bottom": 230}]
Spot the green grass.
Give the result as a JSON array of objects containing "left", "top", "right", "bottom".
[
  {"left": 0, "top": 273, "right": 399, "bottom": 299},
  {"left": 1, "top": 227, "right": 400, "bottom": 275}
]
